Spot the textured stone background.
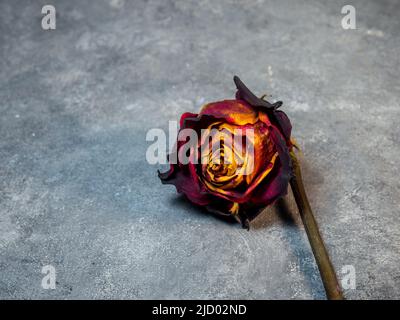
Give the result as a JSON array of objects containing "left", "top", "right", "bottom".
[{"left": 0, "top": 0, "right": 399, "bottom": 299}]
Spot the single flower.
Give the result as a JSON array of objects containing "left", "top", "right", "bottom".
[
  {"left": 159, "top": 76, "right": 293, "bottom": 227},
  {"left": 158, "top": 76, "right": 344, "bottom": 299}
]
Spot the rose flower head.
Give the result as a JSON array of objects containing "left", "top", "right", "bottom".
[{"left": 159, "top": 76, "right": 293, "bottom": 228}]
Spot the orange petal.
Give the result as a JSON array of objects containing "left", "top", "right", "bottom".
[{"left": 199, "top": 100, "right": 258, "bottom": 126}]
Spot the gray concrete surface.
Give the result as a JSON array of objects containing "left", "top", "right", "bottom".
[{"left": 0, "top": 0, "right": 399, "bottom": 299}]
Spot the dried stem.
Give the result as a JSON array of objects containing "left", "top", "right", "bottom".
[{"left": 289, "top": 152, "right": 344, "bottom": 300}]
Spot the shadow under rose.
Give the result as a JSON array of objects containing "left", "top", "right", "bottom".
[
  {"left": 254, "top": 197, "right": 326, "bottom": 299},
  {"left": 169, "top": 195, "right": 238, "bottom": 226},
  {"left": 169, "top": 194, "right": 325, "bottom": 299}
]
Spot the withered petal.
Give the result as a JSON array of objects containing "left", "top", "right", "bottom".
[
  {"left": 250, "top": 126, "right": 292, "bottom": 206},
  {"left": 234, "top": 76, "right": 292, "bottom": 145},
  {"left": 234, "top": 75, "right": 275, "bottom": 109},
  {"left": 274, "top": 110, "right": 292, "bottom": 143},
  {"left": 158, "top": 164, "right": 211, "bottom": 206},
  {"left": 180, "top": 112, "right": 198, "bottom": 128},
  {"left": 199, "top": 100, "right": 258, "bottom": 126}
]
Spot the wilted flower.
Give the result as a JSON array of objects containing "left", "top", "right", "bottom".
[
  {"left": 158, "top": 76, "right": 344, "bottom": 299},
  {"left": 159, "top": 76, "right": 293, "bottom": 227}
]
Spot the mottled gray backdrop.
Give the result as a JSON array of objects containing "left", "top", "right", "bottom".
[{"left": 0, "top": 0, "right": 399, "bottom": 299}]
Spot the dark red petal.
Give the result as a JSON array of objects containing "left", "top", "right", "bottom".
[
  {"left": 233, "top": 76, "right": 275, "bottom": 109},
  {"left": 180, "top": 112, "right": 198, "bottom": 128},
  {"left": 273, "top": 110, "right": 292, "bottom": 143},
  {"left": 249, "top": 126, "right": 292, "bottom": 206},
  {"left": 158, "top": 164, "right": 210, "bottom": 206}
]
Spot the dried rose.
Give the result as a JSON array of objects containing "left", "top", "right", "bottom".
[{"left": 159, "top": 76, "right": 293, "bottom": 227}]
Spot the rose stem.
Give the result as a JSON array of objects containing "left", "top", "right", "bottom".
[{"left": 289, "top": 152, "right": 344, "bottom": 300}]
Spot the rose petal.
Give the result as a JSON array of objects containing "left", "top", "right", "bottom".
[
  {"left": 159, "top": 164, "right": 210, "bottom": 205},
  {"left": 199, "top": 100, "right": 258, "bottom": 126},
  {"left": 233, "top": 76, "right": 275, "bottom": 109},
  {"left": 180, "top": 112, "right": 198, "bottom": 128},
  {"left": 250, "top": 126, "right": 292, "bottom": 205},
  {"left": 273, "top": 110, "right": 292, "bottom": 143}
]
